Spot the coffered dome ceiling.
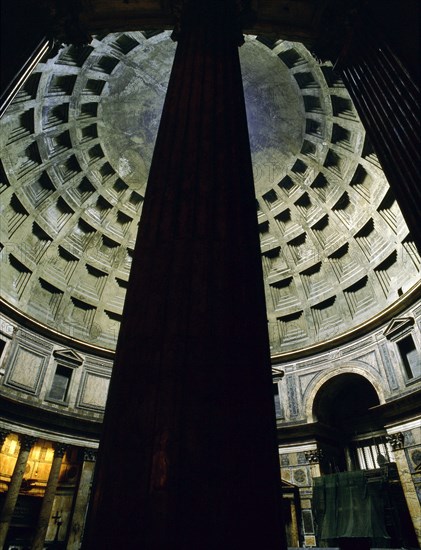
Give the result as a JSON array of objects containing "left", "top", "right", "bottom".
[{"left": 0, "top": 31, "right": 420, "bottom": 355}]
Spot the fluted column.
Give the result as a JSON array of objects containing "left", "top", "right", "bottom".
[
  {"left": 66, "top": 449, "right": 97, "bottom": 550},
  {"left": 0, "top": 434, "right": 36, "bottom": 548},
  {"left": 336, "top": 11, "right": 421, "bottom": 252},
  {"left": 31, "top": 443, "right": 67, "bottom": 550},
  {"left": 82, "top": 1, "right": 284, "bottom": 548}
]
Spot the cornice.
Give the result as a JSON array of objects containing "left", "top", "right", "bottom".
[
  {"left": 272, "top": 281, "right": 421, "bottom": 364},
  {"left": 0, "top": 298, "right": 115, "bottom": 359},
  {"left": 2, "top": 280, "right": 420, "bottom": 364}
]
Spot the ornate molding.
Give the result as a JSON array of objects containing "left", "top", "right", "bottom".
[
  {"left": 383, "top": 317, "right": 415, "bottom": 342},
  {"left": 83, "top": 448, "right": 98, "bottom": 462},
  {"left": 53, "top": 348, "right": 84, "bottom": 368},
  {"left": 272, "top": 367, "right": 285, "bottom": 380},
  {"left": 53, "top": 442, "right": 69, "bottom": 458},
  {"left": 19, "top": 434, "right": 38, "bottom": 452},
  {"left": 305, "top": 449, "right": 323, "bottom": 464},
  {"left": 387, "top": 432, "right": 404, "bottom": 450}
]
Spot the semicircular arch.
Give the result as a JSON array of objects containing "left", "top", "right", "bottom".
[{"left": 304, "top": 364, "right": 386, "bottom": 423}]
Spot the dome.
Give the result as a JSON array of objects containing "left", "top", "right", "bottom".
[{"left": 0, "top": 31, "right": 420, "bottom": 355}]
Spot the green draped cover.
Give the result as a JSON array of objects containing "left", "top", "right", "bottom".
[{"left": 312, "top": 471, "right": 391, "bottom": 547}]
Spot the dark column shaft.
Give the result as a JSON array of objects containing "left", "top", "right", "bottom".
[
  {"left": 83, "top": 2, "right": 284, "bottom": 548},
  {"left": 336, "top": 14, "right": 421, "bottom": 253},
  {"left": 31, "top": 445, "right": 66, "bottom": 550}
]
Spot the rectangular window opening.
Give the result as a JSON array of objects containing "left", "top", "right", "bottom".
[
  {"left": 353, "top": 436, "right": 394, "bottom": 470},
  {"left": 48, "top": 364, "right": 72, "bottom": 402},
  {"left": 273, "top": 382, "right": 282, "bottom": 419},
  {"left": 0, "top": 339, "right": 6, "bottom": 360},
  {"left": 397, "top": 335, "right": 421, "bottom": 380}
]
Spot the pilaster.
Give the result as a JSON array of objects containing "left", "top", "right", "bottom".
[
  {"left": 66, "top": 449, "right": 97, "bottom": 550},
  {"left": 387, "top": 425, "right": 421, "bottom": 546}
]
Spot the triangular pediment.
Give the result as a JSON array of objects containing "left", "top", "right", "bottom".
[
  {"left": 272, "top": 366, "right": 285, "bottom": 379},
  {"left": 53, "top": 348, "right": 84, "bottom": 366},
  {"left": 384, "top": 317, "right": 414, "bottom": 341}
]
